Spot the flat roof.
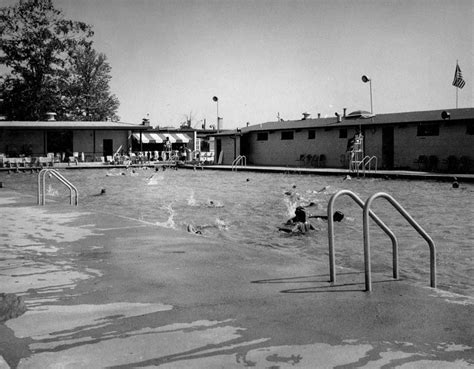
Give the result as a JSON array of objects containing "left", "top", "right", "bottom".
[
  {"left": 0, "top": 121, "right": 148, "bottom": 130},
  {"left": 237, "top": 107, "right": 474, "bottom": 133}
]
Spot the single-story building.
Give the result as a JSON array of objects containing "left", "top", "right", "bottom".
[
  {"left": 0, "top": 120, "right": 148, "bottom": 163},
  {"left": 213, "top": 108, "right": 474, "bottom": 172},
  {"left": 0, "top": 117, "right": 222, "bottom": 165}
]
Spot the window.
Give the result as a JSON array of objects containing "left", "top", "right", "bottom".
[
  {"left": 281, "top": 131, "right": 294, "bottom": 140},
  {"left": 257, "top": 132, "right": 268, "bottom": 141},
  {"left": 339, "top": 128, "right": 347, "bottom": 138},
  {"left": 308, "top": 130, "right": 315, "bottom": 139},
  {"left": 417, "top": 123, "right": 439, "bottom": 136}
]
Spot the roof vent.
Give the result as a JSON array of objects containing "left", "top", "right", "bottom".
[
  {"left": 345, "top": 110, "right": 374, "bottom": 119},
  {"left": 302, "top": 112, "right": 311, "bottom": 120},
  {"left": 45, "top": 112, "right": 56, "bottom": 121}
]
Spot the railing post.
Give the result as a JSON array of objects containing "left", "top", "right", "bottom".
[
  {"left": 327, "top": 190, "right": 398, "bottom": 287},
  {"left": 37, "top": 169, "right": 78, "bottom": 206},
  {"left": 363, "top": 192, "right": 436, "bottom": 291}
]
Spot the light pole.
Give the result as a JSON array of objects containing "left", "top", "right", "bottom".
[
  {"left": 361, "top": 75, "right": 373, "bottom": 114},
  {"left": 212, "top": 96, "right": 219, "bottom": 132}
]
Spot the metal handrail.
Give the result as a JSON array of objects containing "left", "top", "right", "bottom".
[
  {"left": 363, "top": 192, "right": 436, "bottom": 291},
  {"left": 38, "top": 169, "right": 78, "bottom": 206},
  {"left": 327, "top": 190, "right": 398, "bottom": 285},
  {"left": 231, "top": 155, "right": 247, "bottom": 171},
  {"left": 362, "top": 155, "right": 378, "bottom": 174},
  {"left": 349, "top": 155, "right": 378, "bottom": 176}
]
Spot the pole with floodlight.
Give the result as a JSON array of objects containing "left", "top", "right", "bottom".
[
  {"left": 361, "top": 75, "right": 373, "bottom": 114},
  {"left": 212, "top": 96, "right": 219, "bottom": 133}
]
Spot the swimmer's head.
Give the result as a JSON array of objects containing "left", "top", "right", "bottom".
[
  {"left": 333, "top": 211, "right": 344, "bottom": 222},
  {"left": 294, "top": 206, "right": 306, "bottom": 222}
]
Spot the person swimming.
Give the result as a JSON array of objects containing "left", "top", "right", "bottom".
[
  {"left": 309, "top": 210, "right": 344, "bottom": 222},
  {"left": 187, "top": 224, "right": 202, "bottom": 235},
  {"left": 206, "top": 200, "right": 224, "bottom": 208},
  {"left": 279, "top": 206, "right": 315, "bottom": 234},
  {"left": 278, "top": 207, "right": 344, "bottom": 234}
]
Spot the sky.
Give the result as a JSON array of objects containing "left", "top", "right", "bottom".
[{"left": 2, "top": 0, "right": 473, "bottom": 128}]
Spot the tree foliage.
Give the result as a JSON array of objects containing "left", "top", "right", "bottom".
[
  {"left": 58, "top": 46, "right": 120, "bottom": 121},
  {"left": 0, "top": 0, "right": 120, "bottom": 121}
]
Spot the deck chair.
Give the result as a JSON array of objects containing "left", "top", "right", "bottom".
[
  {"left": 414, "top": 155, "right": 428, "bottom": 170},
  {"left": 296, "top": 154, "right": 306, "bottom": 166}
]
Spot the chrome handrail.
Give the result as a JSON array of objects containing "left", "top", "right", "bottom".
[
  {"left": 327, "top": 190, "right": 398, "bottom": 285},
  {"left": 363, "top": 192, "right": 436, "bottom": 291},
  {"left": 231, "top": 155, "right": 247, "bottom": 171},
  {"left": 38, "top": 169, "right": 78, "bottom": 206}
]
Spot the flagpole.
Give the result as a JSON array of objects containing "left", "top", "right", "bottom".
[{"left": 456, "top": 86, "right": 458, "bottom": 109}]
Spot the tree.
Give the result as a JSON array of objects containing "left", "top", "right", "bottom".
[
  {"left": 0, "top": 0, "right": 119, "bottom": 121},
  {"left": 58, "top": 45, "right": 120, "bottom": 121}
]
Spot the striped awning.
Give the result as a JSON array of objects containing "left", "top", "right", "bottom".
[{"left": 132, "top": 132, "right": 191, "bottom": 143}]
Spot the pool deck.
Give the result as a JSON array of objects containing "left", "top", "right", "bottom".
[
  {"left": 0, "top": 187, "right": 473, "bottom": 368},
  {"left": 2, "top": 162, "right": 474, "bottom": 183}
]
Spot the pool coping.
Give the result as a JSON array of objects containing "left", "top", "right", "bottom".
[{"left": 2, "top": 162, "right": 473, "bottom": 183}]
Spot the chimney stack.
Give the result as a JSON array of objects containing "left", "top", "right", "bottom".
[
  {"left": 343, "top": 108, "right": 347, "bottom": 117},
  {"left": 46, "top": 112, "right": 56, "bottom": 121}
]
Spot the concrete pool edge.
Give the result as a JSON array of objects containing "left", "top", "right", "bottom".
[
  {"left": 2, "top": 163, "right": 474, "bottom": 183},
  {"left": 0, "top": 189, "right": 473, "bottom": 368}
]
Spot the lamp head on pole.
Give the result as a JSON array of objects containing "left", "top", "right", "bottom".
[
  {"left": 361, "top": 75, "right": 371, "bottom": 83},
  {"left": 212, "top": 96, "right": 218, "bottom": 102}
]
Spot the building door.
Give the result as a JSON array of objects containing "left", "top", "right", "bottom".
[
  {"left": 103, "top": 139, "right": 113, "bottom": 160},
  {"left": 216, "top": 138, "right": 222, "bottom": 164},
  {"left": 47, "top": 130, "right": 73, "bottom": 157},
  {"left": 240, "top": 133, "right": 250, "bottom": 159},
  {"left": 382, "top": 127, "right": 394, "bottom": 169}
]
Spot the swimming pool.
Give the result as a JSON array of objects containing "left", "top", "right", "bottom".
[{"left": 2, "top": 168, "right": 473, "bottom": 296}]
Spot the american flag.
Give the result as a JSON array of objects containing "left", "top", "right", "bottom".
[{"left": 452, "top": 63, "right": 466, "bottom": 89}]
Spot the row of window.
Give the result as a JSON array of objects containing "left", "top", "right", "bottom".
[{"left": 255, "top": 124, "right": 474, "bottom": 141}]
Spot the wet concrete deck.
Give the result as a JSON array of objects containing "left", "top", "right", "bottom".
[
  {"left": 2, "top": 162, "right": 474, "bottom": 183},
  {"left": 0, "top": 189, "right": 472, "bottom": 368}
]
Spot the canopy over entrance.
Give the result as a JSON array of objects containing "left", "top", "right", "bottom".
[{"left": 132, "top": 132, "right": 191, "bottom": 144}]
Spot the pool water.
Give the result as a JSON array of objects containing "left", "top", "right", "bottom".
[{"left": 2, "top": 168, "right": 473, "bottom": 296}]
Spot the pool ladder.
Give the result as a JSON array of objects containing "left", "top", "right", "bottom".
[
  {"left": 38, "top": 169, "right": 79, "bottom": 206},
  {"left": 232, "top": 155, "right": 247, "bottom": 171},
  {"left": 327, "top": 190, "right": 436, "bottom": 291},
  {"left": 349, "top": 155, "right": 378, "bottom": 176}
]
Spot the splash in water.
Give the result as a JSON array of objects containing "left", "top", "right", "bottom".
[
  {"left": 187, "top": 190, "right": 198, "bottom": 206},
  {"left": 215, "top": 218, "right": 228, "bottom": 230},
  {"left": 46, "top": 184, "right": 59, "bottom": 196},
  {"left": 155, "top": 203, "right": 176, "bottom": 229},
  {"left": 147, "top": 174, "right": 163, "bottom": 185},
  {"left": 283, "top": 196, "right": 297, "bottom": 218}
]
